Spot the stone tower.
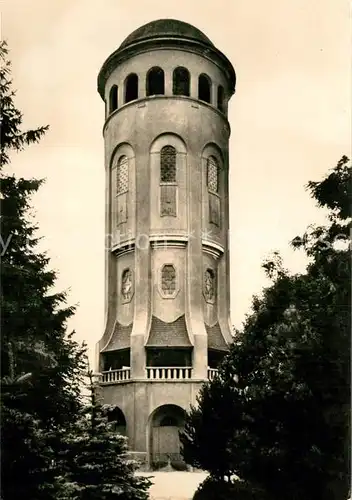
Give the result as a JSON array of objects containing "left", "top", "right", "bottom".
[{"left": 96, "top": 19, "right": 236, "bottom": 469}]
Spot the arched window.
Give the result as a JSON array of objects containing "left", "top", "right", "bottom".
[
  {"left": 207, "top": 155, "right": 220, "bottom": 226},
  {"left": 198, "top": 74, "right": 211, "bottom": 103},
  {"left": 114, "top": 154, "right": 130, "bottom": 226},
  {"left": 207, "top": 156, "right": 219, "bottom": 193},
  {"left": 124, "top": 73, "right": 138, "bottom": 103},
  {"left": 160, "top": 146, "right": 176, "bottom": 183},
  {"left": 161, "top": 264, "right": 176, "bottom": 295},
  {"left": 217, "top": 85, "right": 224, "bottom": 112},
  {"left": 173, "top": 67, "right": 190, "bottom": 97},
  {"left": 147, "top": 67, "right": 165, "bottom": 96},
  {"left": 107, "top": 407, "right": 126, "bottom": 426},
  {"left": 106, "top": 407, "right": 127, "bottom": 434},
  {"left": 109, "top": 85, "right": 118, "bottom": 113},
  {"left": 160, "top": 146, "right": 177, "bottom": 217}
]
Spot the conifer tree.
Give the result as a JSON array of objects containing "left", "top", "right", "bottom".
[
  {"left": 55, "top": 368, "right": 152, "bottom": 500},
  {"left": 1, "top": 40, "right": 86, "bottom": 499}
]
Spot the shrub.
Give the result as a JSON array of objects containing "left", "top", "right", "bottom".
[{"left": 193, "top": 476, "right": 269, "bottom": 500}]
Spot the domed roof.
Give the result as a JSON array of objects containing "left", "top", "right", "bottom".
[
  {"left": 98, "top": 18, "right": 236, "bottom": 98},
  {"left": 119, "top": 19, "right": 214, "bottom": 49}
]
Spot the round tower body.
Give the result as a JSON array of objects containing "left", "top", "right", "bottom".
[{"left": 96, "top": 19, "right": 236, "bottom": 469}]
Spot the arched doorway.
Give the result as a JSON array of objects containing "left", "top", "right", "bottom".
[
  {"left": 148, "top": 404, "right": 186, "bottom": 469},
  {"left": 105, "top": 406, "right": 127, "bottom": 436}
]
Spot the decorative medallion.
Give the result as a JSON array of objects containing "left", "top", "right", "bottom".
[
  {"left": 204, "top": 269, "right": 216, "bottom": 303},
  {"left": 121, "top": 268, "right": 133, "bottom": 303}
]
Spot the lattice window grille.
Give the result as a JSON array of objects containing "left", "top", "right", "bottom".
[
  {"left": 117, "top": 156, "right": 129, "bottom": 194},
  {"left": 207, "top": 156, "right": 218, "bottom": 193},
  {"left": 160, "top": 146, "right": 176, "bottom": 183}
]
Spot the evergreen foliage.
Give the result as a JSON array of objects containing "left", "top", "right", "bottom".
[
  {"left": 0, "top": 39, "right": 87, "bottom": 499},
  {"left": 1, "top": 41, "right": 151, "bottom": 500},
  {"left": 55, "top": 370, "right": 152, "bottom": 500},
  {"left": 181, "top": 156, "right": 351, "bottom": 500}
]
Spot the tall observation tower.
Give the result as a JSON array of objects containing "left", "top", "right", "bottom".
[{"left": 96, "top": 18, "right": 236, "bottom": 469}]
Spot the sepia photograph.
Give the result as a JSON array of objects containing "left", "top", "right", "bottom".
[{"left": 1, "top": 1, "right": 351, "bottom": 499}]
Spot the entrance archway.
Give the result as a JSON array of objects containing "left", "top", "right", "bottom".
[
  {"left": 106, "top": 406, "right": 127, "bottom": 436},
  {"left": 148, "top": 404, "right": 186, "bottom": 469}
]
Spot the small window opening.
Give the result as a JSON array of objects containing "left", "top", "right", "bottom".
[
  {"left": 147, "top": 67, "right": 165, "bottom": 96},
  {"left": 125, "top": 73, "right": 138, "bottom": 103},
  {"left": 109, "top": 85, "right": 118, "bottom": 113},
  {"left": 173, "top": 67, "right": 190, "bottom": 97},
  {"left": 198, "top": 74, "right": 211, "bottom": 103}
]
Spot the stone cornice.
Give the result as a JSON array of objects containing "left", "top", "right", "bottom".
[
  {"left": 150, "top": 235, "right": 188, "bottom": 249},
  {"left": 97, "top": 38, "right": 236, "bottom": 99},
  {"left": 202, "top": 239, "right": 224, "bottom": 259},
  {"left": 103, "top": 94, "right": 231, "bottom": 136},
  {"left": 112, "top": 240, "right": 135, "bottom": 256},
  {"left": 111, "top": 235, "right": 188, "bottom": 255}
]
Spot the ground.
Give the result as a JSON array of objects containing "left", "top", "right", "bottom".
[{"left": 136, "top": 471, "right": 208, "bottom": 500}]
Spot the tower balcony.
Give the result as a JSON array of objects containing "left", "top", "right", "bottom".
[{"left": 100, "top": 367, "right": 218, "bottom": 384}]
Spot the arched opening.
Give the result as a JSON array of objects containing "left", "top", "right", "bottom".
[
  {"left": 105, "top": 406, "right": 127, "bottom": 436},
  {"left": 109, "top": 85, "right": 118, "bottom": 113},
  {"left": 198, "top": 74, "right": 211, "bottom": 103},
  {"left": 148, "top": 404, "right": 186, "bottom": 470},
  {"left": 146, "top": 67, "right": 165, "bottom": 96},
  {"left": 217, "top": 85, "right": 224, "bottom": 112},
  {"left": 124, "top": 73, "right": 138, "bottom": 103},
  {"left": 173, "top": 67, "right": 190, "bottom": 97}
]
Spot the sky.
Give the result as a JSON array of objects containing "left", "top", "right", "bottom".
[{"left": 3, "top": 0, "right": 351, "bottom": 366}]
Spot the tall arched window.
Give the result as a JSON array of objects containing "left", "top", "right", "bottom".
[
  {"left": 147, "top": 67, "right": 165, "bottom": 96},
  {"left": 207, "top": 156, "right": 220, "bottom": 226},
  {"left": 124, "top": 73, "right": 138, "bottom": 103},
  {"left": 160, "top": 146, "right": 177, "bottom": 216},
  {"left": 117, "top": 155, "right": 129, "bottom": 194},
  {"left": 198, "top": 74, "right": 211, "bottom": 103},
  {"left": 160, "top": 146, "right": 176, "bottom": 183},
  {"left": 217, "top": 85, "right": 224, "bottom": 112},
  {"left": 207, "top": 156, "right": 219, "bottom": 194},
  {"left": 173, "top": 67, "right": 190, "bottom": 97},
  {"left": 109, "top": 85, "right": 118, "bottom": 113},
  {"left": 161, "top": 264, "right": 176, "bottom": 295}
]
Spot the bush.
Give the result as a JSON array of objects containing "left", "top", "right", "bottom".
[
  {"left": 193, "top": 476, "right": 269, "bottom": 500},
  {"left": 152, "top": 458, "right": 188, "bottom": 471}
]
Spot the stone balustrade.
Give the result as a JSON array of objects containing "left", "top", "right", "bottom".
[
  {"left": 100, "top": 366, "right": 218, "bottom": 383},
  {"left": 101, "top": 368, "right": 131, "bottom": 383},
  {"left": 146, "top": 366, "right": 192, "bottom": 380},
  {"left": 207, "top": 368, "right": 218, "bottom": 380}
]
